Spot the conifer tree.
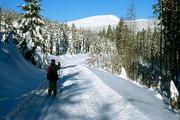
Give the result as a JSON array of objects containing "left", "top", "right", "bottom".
[
  {"left": 154, "top": 0, "right": 180, "bottom": 88},
  {"left": 106, "top": 25, "right": 113, "bottom": 40},
  {"left": 19, "top": 0, "right": 44, "bottom": 65}
]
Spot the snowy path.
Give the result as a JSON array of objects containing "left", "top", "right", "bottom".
[
  {"left": 89, "top": 67, "right": 180, "bottom": 120},
  {"left": 5, "top": 55, "right": 180, "bottom": 120}
]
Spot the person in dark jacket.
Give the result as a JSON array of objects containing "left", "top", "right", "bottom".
[{"left": 47, "top": 59, "right": 60, "bottom": 96}]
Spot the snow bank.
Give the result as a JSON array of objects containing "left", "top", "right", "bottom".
[
  {"left": 120, "top": 67, "right": 129, "bottom": 80},
  {"left": 155, "top": 93, "right": 163, "bottom": 100},
  {"left": 170, "top": 80, "right": 179, "bottom": 101},
  {"left": 0, "top": 35, "right": 44, "bottom": 118}
]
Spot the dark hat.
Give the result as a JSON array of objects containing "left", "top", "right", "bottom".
[{"left": 51, "top": 59, "right": 55, "bottom": 62}]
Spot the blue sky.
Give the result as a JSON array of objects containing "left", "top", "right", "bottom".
[{"left": 0, "top": 0, "right": 157, "bottom": 22}]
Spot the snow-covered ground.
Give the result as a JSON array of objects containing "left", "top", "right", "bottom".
[
  {"left": 2, "top": 51, "right": 180, "bottom": 120},
  {"left": 0, "top": 36, "right": 44, "bottom": 119},
  {"left": 88, "top": 67, "right": 180, "bottom": 120}
]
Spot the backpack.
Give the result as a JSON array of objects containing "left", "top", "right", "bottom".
[{"left": 47, "top": 66, "right": 58, "bottom": 81}]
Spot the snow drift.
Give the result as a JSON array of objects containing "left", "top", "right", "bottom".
[{"left": 0, "top": 33, "right": 44, "bottom": 118}]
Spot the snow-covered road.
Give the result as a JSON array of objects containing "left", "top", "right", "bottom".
[
  {"left": 89, "top": 67, "right": 180, "bottom": 120},
  {"left": 6, "top": 55, "right": 180, "bottom": 120}
]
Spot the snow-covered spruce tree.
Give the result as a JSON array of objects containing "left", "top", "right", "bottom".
[
  {"left": 55, "top": 23, "right": 69, "bottom": 55},
  {"left": 106, "top": 25, "right": 113, "bottom": 40},
  {"left": 42, "top": 19, "right": 69, "bottom": 56},
  {"left": 43, "top": 20, "right": 56, "bottom": 55},
  {"left": 0, "top": 7, "right": 6, "bottom": 42},
  {"left": 59, "top": 24, "right": 69, "bottom": 55},
  {"left": 51, "top": 21, "right": 61, "bottom": 55},
  {"left": 41, "top": 19, "right": 51, "bottom": 54},
  {"left": 89, "top": 28, "right": 115, "bottom": 71},
  {"left": 18, "top": 0, "right": 45, "bottom": 67},
  {"left": 81, "top": 29, "right": 92, "bottom": 53},
  {"left": 0, "top": 8, "right": 20, "bottom": 43},
  {"left": 68, "top": 24, "right": 77, "bottom": 54}
]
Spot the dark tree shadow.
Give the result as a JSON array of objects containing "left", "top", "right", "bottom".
[{"left": 61, "top": 65, "right": 77, "bottom": 69}]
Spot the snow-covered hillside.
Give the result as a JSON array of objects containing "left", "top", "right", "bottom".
[
  {"left": 68, "top": 15, "right": 158, "bottom": 31},
  {"left": 68, "top": 15, "right": 119, "bottom": 31},
  {"left": 126, "top": 19, "right": 158, "bottom": 31},
  {"left": 0, "top": 34, "right": 44, "bottom": 118}
]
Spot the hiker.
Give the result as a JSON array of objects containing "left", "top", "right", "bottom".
[{"left": 47, "top": 59, "right": 61, "bottom": 96}]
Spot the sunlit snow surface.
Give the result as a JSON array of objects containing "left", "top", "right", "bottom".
[{"left": 4, "top": 53, "right": 180, "bottom": 120}]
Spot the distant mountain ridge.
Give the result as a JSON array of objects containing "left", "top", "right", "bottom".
[{"left": 67, "top": 15, "right": 158, "bottom": 32}]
